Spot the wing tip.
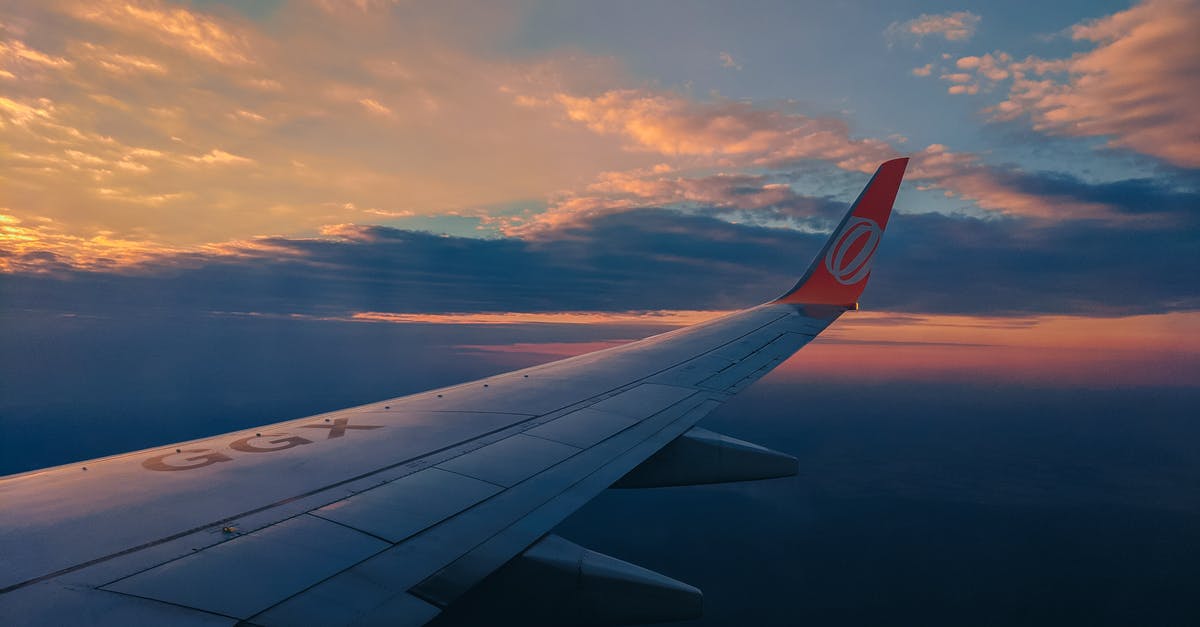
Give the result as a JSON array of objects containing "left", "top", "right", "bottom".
[{"left": 774, "top": 157, "right": 909, "bottom": 306}]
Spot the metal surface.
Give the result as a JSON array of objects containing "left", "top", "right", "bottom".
[
  {"left": 313, "top": 468, "right": 502, "bottom": 543},
  {"left": 434, "top": 534, "right": 702, "bottom": 625},
  {"left": 614, "top": 427, "right": 799, "bottom": 488},
  {"left": 436, "top": 434, "right": 581, "bottom": 487},
  {"left": 525, "top": 408, "right": 639, "bottom": 448},
  {"left": 104, "top": 514, "right": 387, "bottom": 619}
]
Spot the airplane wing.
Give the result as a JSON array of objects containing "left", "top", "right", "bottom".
[{"left": 0, "top": 158, "right": 909, "bottom": 626}]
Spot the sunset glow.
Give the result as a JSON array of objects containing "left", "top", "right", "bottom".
[
  {"left": 428, "top": 310, "right": 1200, "bottom": 387},
  {"left": 3, "top": 0, "right": 1196, "bottom": 395}
]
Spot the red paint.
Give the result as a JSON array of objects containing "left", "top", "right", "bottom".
[{"left": 776, "top": 157, "right": 908, "bottom": 306}]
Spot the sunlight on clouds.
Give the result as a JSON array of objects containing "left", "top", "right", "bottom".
[
  {"left": 73, "top": 42, "right": 168, "bottom": 76},
  {"left": 357, "top": 98, "right": 393, "bottom": 117},
  {"left": 0, "top": 0, "right": 1194, "bottom": 273},
  {"left": 0, "top": 0, "right": 638, "bottom": 254},
  {"left": 908, "top": 144, "right": 1116, "bottom": 220},
  {"left": 65, "top": 0, "right": 255, "bottom": 66},
  {"left": 187, "top": 149, "right": 254, "bottom": 166},
  {"left": 0, "top": 38, "right": 72, "bottom": 70},
  {"left": 0, "top": 210, "right": 180, "bottom": 272},
  {"left": 554, "top": 90, "right": 895, "bottom": 169},
  {"left": 501, "top": 165, "right": 830, "bottom": 237},
  {"left": 918, "top": 0, "right": 1200, "bottom": 168},
  {"left": 886, "top": 11, "right": 981, "bottom": 45},
  {"left": 517, "top": 91, "right": 1125, "bottom": 229}
]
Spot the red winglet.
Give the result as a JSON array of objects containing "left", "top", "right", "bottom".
[{"left": 775, "top": 157, "right": 908, "bottom": 307}]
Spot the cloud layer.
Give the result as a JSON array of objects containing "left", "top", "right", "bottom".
[
  {"left": 1, "top": 0, "right": 1197, "bottom": 328},
  {"left": 0, "top": 0, "right": 636, "bottom": 245},
  {"left": 886, "top": 11, "right": 981, "bottom": 45},
  {"left": 6, "top": 171, "right": 1198, "bottom": 319},
  {"left": 916, "top": 0, "right": 1200, "bottom": 168}
]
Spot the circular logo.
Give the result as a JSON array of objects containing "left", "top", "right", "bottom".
[{"left": 824, "top": 216, "right": 882, "bottom": 285}]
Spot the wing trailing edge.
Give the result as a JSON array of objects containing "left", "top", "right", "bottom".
[{"left": 775, "top": 157, "right": 909, "bottom": 307}]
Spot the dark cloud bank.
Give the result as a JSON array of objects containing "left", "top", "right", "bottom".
[{"left": 4, "top": 171, "right": 1198, "bottom": 318}]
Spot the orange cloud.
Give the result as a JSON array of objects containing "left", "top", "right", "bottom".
[
  {"left": 187, "top": 149, "right": 255, "bottom": 166},
  {"left": 71, "top": 42, "right": 167, "bottom": 76},
  {"left": 0, "top": 38, "right": 72, "bottom": 72},
  {"left": 886, "top": 11, "right": 981, "bottom": 45},
  {"left": 357, "top": 98, "right": 393, "bottom": 117},
  {"left": 0, "top": 0, "right": 1181, "bottom": 274},
  {"left": 554, "top": 90, "right": 895, "bottom": 172},
  {"left": 0, "top": 209, "right": 321, "bottom": 272},
  {"left": 944, "top": 0, "right": 1200, "bottom": 168},
  {"left": 908, "top": 144, "right": 1115, "bottom": 220},
  {"left": 542, "top": 89, "right": 1135, "bottom": 223},
  {"left": 0, "top": 1, "right": 639, "bottom": 253},
  {"left": 503, "top": 165, "right": 821, "bottom": 236},
  {"left": 64, "top": 0, "right": 255, "bottom": 66},
  {"left": 0, "top": 210, "right": 181, "bottom": 272}
]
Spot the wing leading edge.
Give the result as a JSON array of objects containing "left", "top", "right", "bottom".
[{"left": 0, "top": 158, "right": 909, "bottom": 626}]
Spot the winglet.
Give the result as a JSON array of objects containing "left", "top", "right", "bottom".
[{"left": 775, "top": 157, "right": 908, "bottom": 307}]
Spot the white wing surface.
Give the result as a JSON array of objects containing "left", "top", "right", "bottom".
[{"left": 0, "top": 159, "right": 910, "bottom": 626}]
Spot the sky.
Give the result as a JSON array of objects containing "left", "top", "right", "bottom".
[
  {"left": 2, "top": 0, "right": 1198, "bottom": 384},
  {"left": 2, "top": 1, "right": 1199, "bottom": 624}
]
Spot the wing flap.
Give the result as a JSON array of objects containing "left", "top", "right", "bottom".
[
  {"left": 103, "top": 514, "right": 388, "bottom": 619},
  {"left": 312, "top": 468, "right": 501, "bottom": 544},
  {"left": 436, "top": 434, "right": 581, "bottom": 488},
  {"left": 524, "top": 408, "right": 639, "bottom": 448}
]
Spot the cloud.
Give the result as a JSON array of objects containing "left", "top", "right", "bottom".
[
  {"left": 552, "top": 90, "right": 896, "bottom": 172},
  {"left": 4, "top": 166, "right": 1198, "bottom": 318},
  {"left": 71, "top": 42, "right": 167, "bottom": 75},
  {"left": 542, "top": 91, "right": 1141, "bottom": 222},
  {"left": 941, "top": 0, "right": 1200, "bottom": 168},
  {"left": 907, "top": 144, "right": 1117, "bottom": 220},
  {"left": 911, "top": 64, "right": 933, "bottom": 77},
  {"left": 0, "top": 38, "right": 72, "bottom": 72},
  {"left": 886, "top": 11, "right": 981, "bottom": 45},
  {"left": 0, "top": 0, "right": 637, "bottom": 247},
  {"left": 188, "top": 149, "right": 255, "bottom": 166},
  {"left": 505, "top": 166, "right": 843, "bottom": 236},
  {"left": 2, "top": 0, "right": 1192, "bottom": 290},
  {"left": 719, "top": 52, "right": 742, "bottom": 71},
  {"left": 357, "top": 98, "right": 393, "bottom": 116},
  {"left": 64, "top": 0, "right": 256, "bottom": 65},
  {"left": 940, "top": 73, "right": 974, "bottom": 84},
  {"left": 955, "top": 53, "right": 1010, "bottom": 80}
]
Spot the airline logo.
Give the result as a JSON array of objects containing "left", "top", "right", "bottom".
[
  {"left": 824, "top": 216, "right": 882, "bottom": 285},
  {"left": 141, "top": 417, "right": 382, "bottom": 471}
]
